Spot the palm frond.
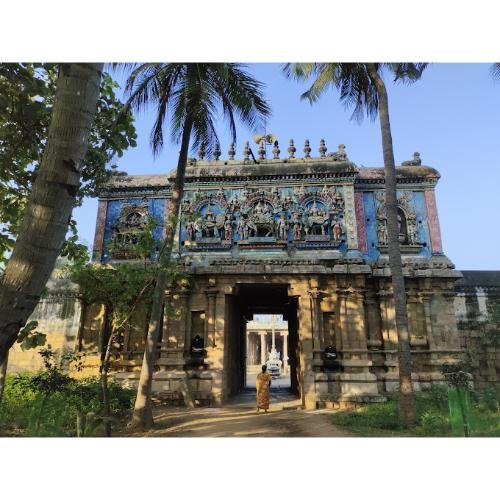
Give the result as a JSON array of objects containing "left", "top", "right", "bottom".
[{"left": 491, "top": 63, "right": 500, "bottom": 82}]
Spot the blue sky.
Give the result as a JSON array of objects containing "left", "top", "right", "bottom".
[{"left": 74, "top": 63, "right": 500, "bottom": 270}]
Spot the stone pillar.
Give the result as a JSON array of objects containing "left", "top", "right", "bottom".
[
  {"left": 206, "top": 288, "right": 218, "bottom": 348},
  {"left": 271, "top": 316, "right": 276, "bottom": 351},
  {"left": 365, "top": 288, "right": 383, "bottom": 349},
  {"left": 407, "top": 289, "right": 427, "bottom": 347},
  {"left": 377, "top": 288, "right": 398, "bottom": 350},
  {"left": 246, "top": 331, "right": 250, "bottom": 367},
  {"left": 260, "top": 332, "right": 266, "bottom": 365},
  {"left": 160, "top": 289, "right": 172, "bottom": 351},
  {"left": 337, "top": 286, "right": 368, "bottom": 351},
  {"left": 297, "top": 287, "right": 315, "bottom": 409},
  {"left": 158, "top": 286, "right": 188, "bottom": 369},
  {"left": 309, "top": 287, "right": 324, "bottom": 353},
  {"left": 177, "top": 285, "right": 190, "bottom": 352},
  {"left": 283, "top": 331, "right": 288, "bottom": 372},
  {"left": 337, "top": 285, "right": 378, "bottom": 397}
]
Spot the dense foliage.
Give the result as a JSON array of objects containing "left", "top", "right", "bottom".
[
  {"left": 0, "top": 63, "right": 137, "bottom": 266},
  {"left": 331, "top": 385, "right": 500, "bottom": 437},
  {"left": 0, "top": 373, "right": 134, "bottom": 436}
]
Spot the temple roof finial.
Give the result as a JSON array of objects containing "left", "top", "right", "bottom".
[
  {"left": 319, "top": 139, "right": 327, "bottom": 157},
  {"left": 303, "top": 139, "right": 311, "bottom": 158}
]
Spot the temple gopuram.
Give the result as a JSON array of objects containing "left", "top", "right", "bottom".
[{"left": 8, "top": 140, "right": 500, "bottom": 408}]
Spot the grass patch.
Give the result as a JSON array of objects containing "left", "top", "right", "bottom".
[
  {"left": 331, "top": 385, "right": 500, "bottom": 437},
  {"left": 0, "top": 374, "right": 134, "bottom": 437}
]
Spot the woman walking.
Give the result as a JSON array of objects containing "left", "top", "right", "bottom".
[{"left": 256, "top": 364, "right": 271, "bottom": 413}]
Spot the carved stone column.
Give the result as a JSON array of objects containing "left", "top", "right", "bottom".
[
  {"left": 337, "top": 286, "right": 368, "bottom": 351},
  {"left": 297, "top": 287, "right": 315, "bottom": 409},
  {"left": 177, "top": 284, "right": 190, "bottom": 353},
  {"left": 205, "top": 287, "right": 218, "bottom": 348},
  {"left": 365, "top": 288, "right": 383, "bottom": 349},
  {"left": 283, "top": 331, "right": 288, "bottom": 372},
  {"left": 336, "top": 285, "right": 378, "bottom": 397},
  {"left": 158, "top": 289, "right": 169, "bottom": 350},
  {"left": 377, "top": 288, "right": 398, "bottom": 350},
  {"left": 260, "top": 332, "right": 266, "bottom": 365},
  {"left": 308, "top": 287, "right": 324, "bottom": 352},
  {"left": 407, "top": 289, "right": 428, "bottom": 347}
]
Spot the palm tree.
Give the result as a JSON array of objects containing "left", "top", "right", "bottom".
[
  {"left": 124, "top": 63, "right": 270, "bottom": 429},
  {"left": 0, "top": 63, "right": 103, "bottom": 365},
  {"left": 284, "top": 63, "right": 427, "bottom": 427},
  {"left": 491, "top": 63, "right": 500, "bottom": 81}
]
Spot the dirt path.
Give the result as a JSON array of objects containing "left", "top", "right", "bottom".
[{"left": 123, "top": 389, "right": 353, "bottom": 437}]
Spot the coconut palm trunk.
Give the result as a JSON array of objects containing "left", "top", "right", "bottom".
[
  {"left": 0, "top": 63, "right": 103, "bottom": 364},
  {"left": 367, "top": 64, "right": 416, "bottom": 427},
  {"left": 129, "top": 116, "right": 193, "bottom": 429}
]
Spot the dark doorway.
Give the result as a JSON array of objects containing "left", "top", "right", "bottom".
[{"left": 224, "top": 284, "right": 300, "bottom": 399}]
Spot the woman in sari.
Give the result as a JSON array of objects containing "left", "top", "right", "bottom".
[{"left": 256, "top": 364, "right": 271, "bottom": 413}]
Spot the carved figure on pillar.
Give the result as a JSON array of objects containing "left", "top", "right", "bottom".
[
  {"left": 276, "top": 213, "right": 289, "bottom": 240},
  {"left": 291, "top": 209, "right": 303, "bottom": 240},
  {"left": 223, "top": 215, "right": 233, "bottom": 241},
  {"left": 377, "top": 220, "right": 388, "bottom": 245},
  {"left": 331, "top": 217, "right": 343, "bottom": 242},
  {"left": 186, "top": 220, "right": 196, "bottom": 241}
]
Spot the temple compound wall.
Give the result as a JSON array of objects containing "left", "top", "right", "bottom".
[{"left": 9, "top": 142, "right": 499, "bottom": 407}]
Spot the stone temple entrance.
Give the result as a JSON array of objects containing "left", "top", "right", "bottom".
[
  {"left": 245, "top": 314, "right": 291, "bottom": 390},
  {"left": 89, "top": 142, "right": 466, "bottom": 410},
  {"left": 224, "top": 284, "right": 300, "bottom": 399}
]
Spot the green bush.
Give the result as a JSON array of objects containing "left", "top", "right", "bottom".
[
  {"left": 471, "top": 387, "right": 499, "bottom": 413},
  {"left": 332, "top": 397, "right": 402, "bottom": 432},
  {"left": 416, "top": 410, "right": 451, "bottom": 436},
  {"left": 0, "top": 374, "right": 135, "bottom": 437},
  {"left": 331, "top": 384, "right": 499, "bottom": 437}
]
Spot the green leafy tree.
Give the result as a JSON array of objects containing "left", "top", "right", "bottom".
[
  {"left": 0, "top": 63, "right": 136, "bottom": 365},
  {"left": 0, "top": 64, "right": 137, "bottom": 266},
  {"left": 284, "top": 63, "right": 427, "bottom": 427},
  {"left": 124, "top": 63, "right": 271, "bottom": 429},
  {"left": 68, "top": 217, "right": 186, "bottom": 436}
]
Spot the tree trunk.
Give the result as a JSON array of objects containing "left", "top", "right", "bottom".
[
  {"left": 129, "top": 116, "right": 194, "bottom": 430},
  {"left": 367, "top": 64, "right": 416, "bottom": 428},
  {"left": 100, "top": 305, "right": 113, "bottom": 437},
  {"left": 0, "top": 63, "right": 103, "bottom": 365},
  {"left": 0, "top": 351, "right": 8, "bottom": 404}
]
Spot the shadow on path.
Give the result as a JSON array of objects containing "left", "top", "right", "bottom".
[{"left": 121, "top": 387, "right": 353, "bottom": 437}]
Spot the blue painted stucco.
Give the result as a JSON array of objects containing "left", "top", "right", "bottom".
[
  {"left": 101, "top": 197, "right": 166, "bottom": 262},
  {"left": 361, "top": 189, "right": 432, "bottom": 262}
]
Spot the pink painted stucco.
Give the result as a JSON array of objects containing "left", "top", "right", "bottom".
[
  {"left": 424, "top": 190, "right": 443, "bottom": 253},
  {"left": 354, "top": 192, "right": 368, "bottom": 253}
]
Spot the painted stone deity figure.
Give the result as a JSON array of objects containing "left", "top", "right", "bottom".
[
  {"left": 248, "top": 200, "right": 274, "bottom": 237},
  {"left": 331, "top": 218, "right": 343, "bottom": 242},
  {"left": 304, "top": 201, "right": 329, "bottom": 235},
  {"left": 223, "top": 215, "right": 233, "bottom": 241},
  {"left": 377, "top": 220, "right": 388, "bottom": 245},
  {"left": 276, "top": 213, "right": 289, "bottom": 240},
  {"left": 200, "top": 207, "right": 220, "bottom": 238}
]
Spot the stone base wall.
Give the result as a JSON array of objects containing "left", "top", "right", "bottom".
[{"left": 10, "top": 267, "right": 499, "bottom": 409}]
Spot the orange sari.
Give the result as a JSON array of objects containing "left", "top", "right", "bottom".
[{"left": 256, "top": 372, "right": 271, "bottom": 409}]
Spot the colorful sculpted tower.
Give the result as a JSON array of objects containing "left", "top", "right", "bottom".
[{"left": 88, "top": 140, "right": 465, "bottom": 408}]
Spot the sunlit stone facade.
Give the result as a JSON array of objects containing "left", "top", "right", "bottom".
[{"left": 11, "top": 142, "right": 499, "bottom": 407}]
